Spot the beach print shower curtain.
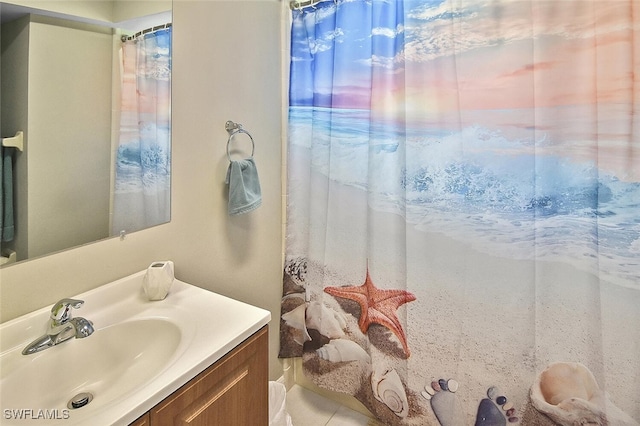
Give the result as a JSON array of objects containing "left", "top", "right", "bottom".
[
  {"left": 279, "top": 1, "right": 640, "bottom": 425},
  {"left": 112, "top": 28, "right": 171, "bottom": 235}
]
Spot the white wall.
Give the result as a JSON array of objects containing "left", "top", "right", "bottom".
[{"left": 0, "top": 0, "right": 285, "bottom": 380}]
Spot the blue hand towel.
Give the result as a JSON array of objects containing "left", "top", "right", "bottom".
[
  {"left": 1, "top": 146, "right": 15, "bottom": 242},
  {"left": 225, "top": 157, "right": 262, "bottom": 216}
]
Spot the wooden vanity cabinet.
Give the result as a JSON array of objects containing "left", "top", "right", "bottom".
[{"left": 130, "top": 326, "right": 268, "bottom": 426}]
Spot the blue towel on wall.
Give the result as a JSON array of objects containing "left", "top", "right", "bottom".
[
  {"left": 225, "top": 158, "right": 262, "bottom": 216},
  {"left": 1, "top": 146, "right": 15, "bottom": 242}
]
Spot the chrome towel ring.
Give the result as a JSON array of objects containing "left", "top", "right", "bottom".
[{"left": 225, "top": 120, "right": 255, "bottom": 162}]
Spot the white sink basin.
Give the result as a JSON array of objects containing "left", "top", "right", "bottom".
[
  {"left": 2, "top": 319, "right": 182, "bottom": 410},
  {"left": 0, "top": 270, "right": 270, "bottom": 425}
]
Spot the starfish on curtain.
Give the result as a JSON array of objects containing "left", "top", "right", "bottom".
[{"left": 324, "top": 268, "right": 416, "bottom": 357}]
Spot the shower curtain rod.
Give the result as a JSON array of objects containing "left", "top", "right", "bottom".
[
  {"left": 289, "top": 0, "right": 336, "bottom": 10},
  {"left": 120, "top": 23, "right": 171, "bottom": 42}
]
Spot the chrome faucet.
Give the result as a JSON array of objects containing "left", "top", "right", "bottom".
[{"left": 22, "top": 298, "right": 95, "bottom": 355}]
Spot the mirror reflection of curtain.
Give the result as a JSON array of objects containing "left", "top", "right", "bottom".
[
  {"left": 279, "top": 1, "right": 640, "bottom": 425},
  {"left": 112, "top": 27, "right": 171, "bottom": 235}
]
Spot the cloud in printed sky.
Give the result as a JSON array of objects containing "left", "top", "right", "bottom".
[{"left": 372, "top": 23, "right": 405, "bottom": 38}]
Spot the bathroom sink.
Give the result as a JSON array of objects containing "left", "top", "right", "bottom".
[
  {"left": 0, "top": 270, "right": 271, "bottom": 425},
  {"left": 2, "top": 319, "right": 182, "bottom": 411}
]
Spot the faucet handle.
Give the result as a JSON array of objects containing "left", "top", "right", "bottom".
[{"left": 50, "top": 298, "right": 84, "bottom": 324}]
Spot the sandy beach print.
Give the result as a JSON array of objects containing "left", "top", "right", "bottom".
[{"left": 280, "top": 128, "right": 640, "bottom": 425}]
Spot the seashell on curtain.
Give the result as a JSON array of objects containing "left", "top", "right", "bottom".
[{"left": 371, "top": 367, "right": 409, "bottom": 418}]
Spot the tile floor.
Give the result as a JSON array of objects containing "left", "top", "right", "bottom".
[{"left": 285, "top": 385, "right": 384, "bottom": 426}]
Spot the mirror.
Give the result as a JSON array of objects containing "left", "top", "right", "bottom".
[{"left": 0, "top": 1, "right": 172, "bottom": 267}]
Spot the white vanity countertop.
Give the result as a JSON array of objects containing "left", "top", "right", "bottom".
[{"left": 0, "top": 270, "right": 271, "bottom": 425}]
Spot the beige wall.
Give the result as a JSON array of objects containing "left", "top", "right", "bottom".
[
  {"left": 2, "top": 1, "right": 171, "bottom": 25},
  {"left": 1, "top": 16, "right": 113, "bottom": 262},
  {"left": 27, "top": 16, "right": 113, "bottom": 259},
  {"left": 3, "top": 0, "right": 114, "bottom": 22},
  {"left": 0, "top": 15, "right": 29, "bottom": 260},
  {"left": 0, "top": 0, "right": 286, "bottom": 380}
]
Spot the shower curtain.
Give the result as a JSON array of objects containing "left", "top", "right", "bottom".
[
  {"left": 112, "top": 27, "right": 171, "bottom": 235},
  {"left": 279, "top": 1, "right": 640, "bottom": 425}
]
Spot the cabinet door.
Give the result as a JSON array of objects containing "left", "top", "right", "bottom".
[
  {"left": 130, "top": 413, "right": 150, "bottom": 426},
  {"left": 150, "top": 327, "right": 268, "bottom": 426}
]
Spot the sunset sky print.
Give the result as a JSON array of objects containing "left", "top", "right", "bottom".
[{"left": 290, "top": 0, "right": 638, "bottom": 114}]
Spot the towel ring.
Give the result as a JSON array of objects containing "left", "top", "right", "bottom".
[{"left": 226, "top": 124, "right": 255, "bottom": 162}]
